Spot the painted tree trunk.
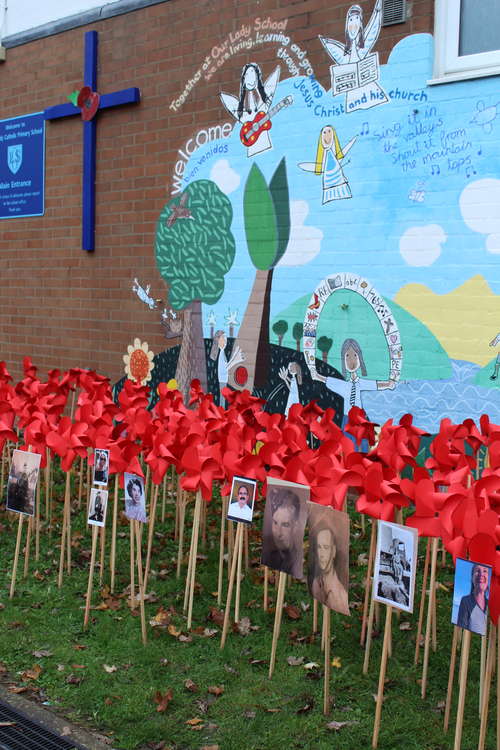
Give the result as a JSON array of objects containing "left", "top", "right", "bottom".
[
  {"left": 322, "top": 351, "right": 328, "bottom": 362},
  {"left": 278, "top": 335, "right": 283, "bottom": 346},
  {"left": 228, "top": 267, "right": 273, "bottom": 393},
  {"left": 229, "top": 325, "right": 234, "bottom": 338},
  {"left": 175, "top": 299, "right": 207, "bottom": 401},
  {"left": 295, "top": 340, "right": 300, "bottom": 352}
]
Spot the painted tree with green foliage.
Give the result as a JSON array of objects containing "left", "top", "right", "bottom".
[
  {"left": 272, "top": 319, "right": 288, "bottom": 346},
  {"left": 155, "top": 180, "right": 235, "bottom": 397},
  {"left": 229, "top": 158, "right": 290, "bottom": 392},
  {"left": 293, "top": 323, "right": 303, "bottom": 352},
  {"left": 318, "top": 335, "right": 333, "bottom": 363}
]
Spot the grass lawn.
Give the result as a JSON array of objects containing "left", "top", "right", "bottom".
[{"left": 0, "top": 471, "right": 493, "bottom": 750}]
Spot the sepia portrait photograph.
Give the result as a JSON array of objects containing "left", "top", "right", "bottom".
[
  {"left": 93, "top": 448, "right": 109, "bottom": 486},
  {"left": 87, "top": 488, "right": 108, "bottom": 528},
  {"left": 373, "top": 520, "right": 418, "bottom": 613},
  {"left": 124, "top": 472, "right": 147, "bottom": 523},
  {"left": 451, "top": 557, "right": 492, "bottom": 637},
  {"left": 261, "top": 477, "right": 309, "bottom": 580},
  {"left": 227, "top": 475, "right": 257, "bottom": 524},
  {"left": 6, "top": 449, "right": 42, "bottom": 517},
  {"left": 307, "top": 503, "right": 350, "bottom": 616}
]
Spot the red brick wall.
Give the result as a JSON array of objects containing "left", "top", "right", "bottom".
[{"left": 0, "top": 0, "right": 434, "bottom": 382}]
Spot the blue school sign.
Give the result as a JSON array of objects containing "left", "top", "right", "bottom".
[{"left": 0, "top": 112, "right": 45, "bottom": 219}]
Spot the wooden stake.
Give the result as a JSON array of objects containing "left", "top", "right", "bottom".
[
  {"left": 129, "top": 520, "right": 135, "bottom": 609},
  {"left": 480, "top": 627, "right": 487, "bottom": 716},
  {"left": 268, "top": 571, "right": 287, "bottom": 679},
  {"left": 134, "top": 521, "right": 147, "bottom": 645},
  {"left": 83, "top": 525, "right": 99, "bottom": 629},
  {"left": 363, "top": 591, "right": 376, "bottom": 675},
  {"left": 77, "top": 455, "right": 84, "bottom": 510},
  {"left": 453, "top": 628, "right": 471, "bottom": 750},
  {"left": 143, "top": 483, "right": 159, "bottom": 594},
  {"left": 234, "top": 523, "right": 243, "bottom": 624},
  {"left": 312, "top": 597, "right": 318, "bottom": 634},
  {"left": 161, "top": 472, "right": 167, "bottom": 523},
  {"left": 9, "top": 514, "right": 24, "bottom": 599},
  {"left": 432, "top": 577, "right": 438, "bottom": 652},
  {"left": 186, "top": 492, "right": 202, "bottom": 631},
  {"left": 110, "top": 475, "right": 119, "bottom": 594},
  {"left": 421, "top": 537, "right": 438, "bottom": 698},
  {"left": 372, "top": 605, "right": 393, "bottom": 749},
  {"left": 57, "top": 471, "right": 71, "bottom": 588},
  {"left": 263, "top": 566, "right": 269, "bottom": 611},
  {"left": 220, "top": 523, "right": 243, "bottom": 649},
  {"left": 361, "top": 521, "right": 377, "bottom": 646},
  {"left": 444, "top": 625, "right": 460, "bottom": 732},
  {"left": 244, "top": 523, "right": 249, "bottom": 571},
  {"left": 23, "top": 516, "right": 33, "bottom": 578},
  {"left": 323, "top": 606, "right": 331, "bottom": 715},
  {"left": 99, "top": 525, "right": 106, "bottom": 585},
  {"left": 35, "top": 480, "right": 40, "bottom": 561},
  {"left": 183, "top": 499, "right": 197, "bottom": 612},
  {"left": 176, "top": 487, "right": 186, "bottom": 579},
  {"left": 217, "top": 495, "right": 228, "bottom": 605},
  {"left": 478, "top": 624, "right": 496, "bottom": 750},
  {"left": 415, "top": 537, "right": 431, "bottom": 665}
]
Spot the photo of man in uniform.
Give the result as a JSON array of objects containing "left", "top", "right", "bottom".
[
  {"left": 261, "top": 478, "right": 309, "bottom": 580},
  {"left": 6, "top": 449, "right": 41, "bottom": 516}
]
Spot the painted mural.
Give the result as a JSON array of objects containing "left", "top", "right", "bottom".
[{"left": 146, "top": 5, "right": 500, "bottom": 432}]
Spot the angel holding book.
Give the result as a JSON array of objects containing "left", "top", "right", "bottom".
[{"left": 319, "top": 1, "right": 388, "bottom": 112}]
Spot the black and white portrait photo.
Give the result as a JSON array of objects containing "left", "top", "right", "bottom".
[
  {"left": 373, "top": 520, "right": 418, "bottom": 613},
  {"left": 124, "top": 472, "right": 147, "bottom": 523},
  {"left": 6, "top": 449, "right": 42, "bottom": 517},
  {"left": 261, "top": 477, "right": 309, "bottom": 580},
  {"left": 307, "top": 503, "right": 350, "bottom": 616}
]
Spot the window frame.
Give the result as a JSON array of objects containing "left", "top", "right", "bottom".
[{"left": 430, "top": 0, "right": 500, "bottom": 85}]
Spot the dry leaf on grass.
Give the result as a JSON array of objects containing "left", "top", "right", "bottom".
[
  {"left": 32, "top": 650, "right": 52, "bottom": 658},
  {"left": 236, "top": 617, "right": 251, "bottom": 635},
  {"left": 149, "top": 607, "right": 171, "bottom": 628},
  {"left": 60, "top": 727, "right": 71, "bottom": 736},
  {"left": 207, "top": 685, "right": 224, "bottom": 697},
  {"left": 287, "top": 656, "right": 304, "bottom": 666},
  {"left": 66, "top": 674, "right": 83, "bottom": 685},
  {"left": 21, "top": 664, "right": 42, "bottom": 681},
  {"left": 167, "top": 625, "right": 181, "bottom": 637},
  {"left": 178, "top": 634, "right": 192, "bottom": 643},
  {"left": 103, "top": 664, "right": 117, "bottom": 673},
  {"left": 296, "top": 700, "right": 314, "bottom": 714},
  {"left": 154, "top": 688, "right": 173, "bottom": 713},
  {"left": 284, "top": 604, "right": 301, "bottom": 620},
  {"left": 326, "top": 720, "right": 359, "bottom": 731},
  {"left": 207, "top": 607, "right": 224, "bottom": 626},
  {"left": 72, "top": 644, "right": 87, "bottom": 651},
  {"left": 184, "top": 679, "right": 198, "bottom": 693},
  {"left": 186, "top": 717, "right": 204, "bottom": 726},
  {"left": 203, "top": 628, "right": 218, "bottom": 638},
  {"left": 303, "top": 662, "right": 320, "bottom": 670},
  {"left": 8, "top": 686, "right": 27, "bottom": 694},
  {"left": 331, "top": 657, "right": 342, "bottom": 668}
]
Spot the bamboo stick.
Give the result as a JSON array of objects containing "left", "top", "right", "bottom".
[
  {"left": 268, "top": 571, "right": 287, "bottom": 679},
  {"left": 110, "top": 475, "right": 119, "bottom": 593},
  {"left": 444, "top": 625, "right": 460, "bottom": 732},
  {"left": 323, "top": 606, "right": 331, "bottom": 715},
  {"left": 421, "top": 537, "right": 438, "bottom": 698},
  {"left": 263, "top": 566, "right": 268, "bottom": 611},
  {"left": 9, "top": 514, "right": 24, "bottom": 599},
  {"left": 220, "top": 523, "right": 243, "bottom": 649},
  {"left": 23, "top": 515, "right": 33, "bottom": 578},
  {"left": 363, "top": 591, "right": 376, "bottom": 675},
  {"left": 99, "top": 525, "right": 106, "bottom": 585},
  {"left": 372, "top": 605, "right": 393, "bottom": 749},
  {"left": 187, "top": 492, "right": 202, "bottom": 630},
  {"left": 134, "top": 520, "right": 147, "bottom": 645},
  {"left": 415, "top": 537, "right": 431, "bottom": 665},
  {"left": 453, "top": 628, "right": 471, "bottom": 750},
  {"left": 143, "top": 484, "right": 159, "bottom": 594},
  {"left": 217, "top": 495, "right": 228, "bottom": 605},
  {"left": 176, "top": 488, "right": 186, "bottom": 579},
  {"left": 234, "top": 523, "right": 243, "bottom": 624},
  {"left": 83, "top": 525, "right": 99, "bottom": 629},
  {"left": 361, "top": 521, "right": 377, "bottom": 646},
  {"left": 129, "top": 520, "right": 135, "bottom": 609},
  {"left": 35, "top": 480, "right": 40, "bottom": 561},
  {"left": 478, "top": 624, "right": 496, "bottom": 750}
]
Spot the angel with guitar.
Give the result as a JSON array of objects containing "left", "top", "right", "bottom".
[{"left": 220, "top": 63, "right": 292, "bottom": 157}]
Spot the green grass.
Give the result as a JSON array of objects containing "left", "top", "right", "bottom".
[{"left": 0, "top": 475, "right": 493, "bottom": 750}]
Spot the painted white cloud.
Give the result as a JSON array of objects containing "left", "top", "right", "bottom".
[
  {"left": 399, "top": 224, "right": 447, "bottom": 267},
  {"left": 209, "top": 159, "right": 240, "bottom": 195},
  {"left": 278, "top": 200, "right": 323, "bottom": 267},
  {"left": 459, "top": 178, "right": 500, "bottom": 254}
]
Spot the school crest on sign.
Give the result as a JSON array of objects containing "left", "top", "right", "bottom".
[{"left": 7, "top": 144, "right": 22, "bottom": 174}]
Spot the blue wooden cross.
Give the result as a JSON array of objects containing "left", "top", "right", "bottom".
[{"left": 43, "top": 31, "right": 140, "bottom": 251}]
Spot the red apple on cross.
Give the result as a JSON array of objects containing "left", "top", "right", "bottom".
[{"left": 77, "top": 86, "right": 101, "bottom": 121}]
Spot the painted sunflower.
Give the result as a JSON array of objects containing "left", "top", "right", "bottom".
[{"left": 123, "top": 338, "right": 155, "bottom": 385}]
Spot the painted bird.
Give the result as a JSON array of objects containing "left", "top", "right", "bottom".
[{"left": 167, "top": 192, "right": 194, "bottom": 227}]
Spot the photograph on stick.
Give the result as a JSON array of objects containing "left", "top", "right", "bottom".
[
  {"left": 261, "top": 476, "right": 309, "bottom": 580},
  {"left": 373, "top": 520, "right": 418, "bottom": 613},
  {"left": 6, "top": 449, "right": 42, "bottom": 517},
  {"left": 124, "top": 473, "right": 147, "bottom": 523},
  {"left": 87, "top": 488, "right": 108, "bottom": 528},
  {"left": 307, "top": 503, "right": 350, "bottom": 616},
  {"left": 227, "top": 475, "right": 257, "bottom": 524},
  {"left": 93, "top": 448, "right": 109, "bottom": 486},
  {"left": 451, "top": 557, "right": 491, "bottom": 636}
]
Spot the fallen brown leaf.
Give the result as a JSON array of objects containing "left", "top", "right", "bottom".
[
  {"left": 287, "top": 656, "right": 304, "bottom": 666},
  {"left": 154, "top": 688, "right": 173, "bottom": 713},
  {"left": 8, "top": 686, "right": 27, "bottom": 694},
  {"left": 208, "top": 685, "right": 224, "bottom": 697},
  {"left": 326, "top": 720, "right": 359, "bottom": 731},
  {"left": 178, "top": 634, "right": 192, "bottom": 643},
  {"left": 284, "top": 604, "right": 301, "bottom": 620},
  {"left": 149, "top": 607, "right": 171, "bottom": 628},
  {"left": 32, "top": 650, "right": 52, "bottom": 658},
  {"left": 184, "top": 679, "right": 198, "bottom": 693},
  {"left": 236, "top": 617, "right": 251, "bottom": 635},
  {"left": 186, "top": 717, "right": 204, "bottom": 725},
  {"left": 72, "top": 644, "right": 87, "bottom": 651},
  {"left": 167, "top": 625, "right": 181, "bottom": 637},
  {"left": 21, "top": 664, "right": 42, "bottom": 681},
  {"left": 296, "top": 700, "right": 314, "bottom": 714},
  {"left": 331, "top": 657, "right": 342, "bottom": 668},
  {"left": 399, "top": 622, "right": 412, "bottom": 631},
  {"left": 207, "top": 607, "right": 224, "bottom": 626},
  {"left": 66, "top": 674, "right": 83, "bottom": 685}
]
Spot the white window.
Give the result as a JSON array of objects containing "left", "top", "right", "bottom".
[{"left": 431, "top": 0, "right": 500, "bottom": 84}]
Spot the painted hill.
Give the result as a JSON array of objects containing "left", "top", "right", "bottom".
[
  {"left": 272, "top": 289, "right": 451, "bottom": 381},
  {"left": 395, "top": 275, "right": 500, "bottom": 367}
]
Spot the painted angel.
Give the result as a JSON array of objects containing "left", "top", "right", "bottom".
[
  {"left": 299, "top": 125, "right": 356, "bottom": 204},
  {"left": 319, "top": 1, "right": 388, "bottom": 112},
  {"left": 220, "top": 63, "right": 280, "bottom": 157}
]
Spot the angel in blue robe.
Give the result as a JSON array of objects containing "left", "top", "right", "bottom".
[{"left": 299, "top": 125, "right": 356, "bottom": 204}]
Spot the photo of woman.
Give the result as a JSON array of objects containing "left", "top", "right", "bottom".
[
  {"left": 124, "top": 473, "right": 147, "bottom": 523},
  {"left": 452, "top": 558, "right": 492, "bottom": 636},
  {"left": 93, "top": 449, "right": 109, "bottom": 486},
  {"left": 307, "top": 504, "right": 350, "bottom": 616}
]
